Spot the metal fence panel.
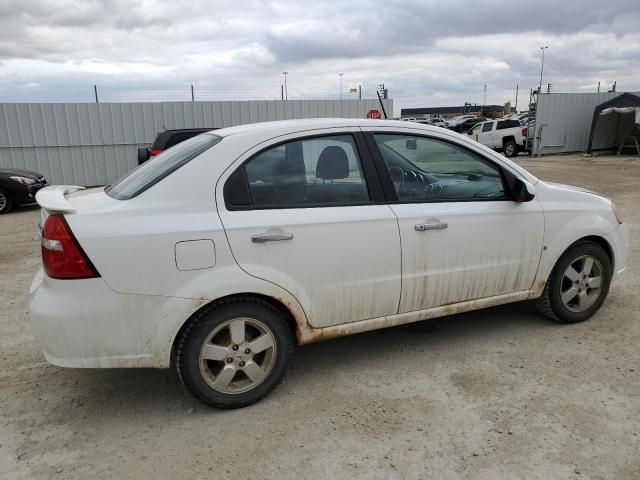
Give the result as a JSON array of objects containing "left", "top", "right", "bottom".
[
  {"left": 533, "top": 92, "right": 634, "bottom": 155},
  {"left": 0, "top": 99, "right": 392, "bottom": 185}
]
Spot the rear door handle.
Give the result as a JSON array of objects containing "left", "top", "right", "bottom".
[
  {"left": 415, "top": 222, "right": 448, "bottom": 231},
  {"left": 251, "top": 232, "right": 294, "bottom": 243}
]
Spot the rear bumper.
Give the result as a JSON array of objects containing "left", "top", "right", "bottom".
[
  {"left": 604, "top": 223, "right": 629, "bottom": 277},
  {"left": 28, "top": 269, "right": 195, "bottom": 368}
]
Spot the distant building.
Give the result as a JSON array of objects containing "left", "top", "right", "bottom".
[{"left": 401, "top": 104, "right": 508, "bottom": 119}]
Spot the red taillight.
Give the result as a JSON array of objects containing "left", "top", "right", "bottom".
[
  {"left": 149, "top": 149, "right": 163, "bottom": 157},
  {"left": 522, "top": 127, "right": 528, "bottom": 137},
  {"left": 41, "top": 215, "right": 99, "bottom": 279}
]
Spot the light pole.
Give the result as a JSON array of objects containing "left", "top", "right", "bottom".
[
  {"left": 339, "top": 73, "right": 343, "bottom": 100},
  {"left": 538, "top": 46, "right": 548, "bottom": 94},
  {"left": 282, "top": 71, "right": 288, "bottom": 100}
]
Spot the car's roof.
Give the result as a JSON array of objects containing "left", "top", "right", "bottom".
[{"left": 205, "top": 118, "right": 440, "bottom": 138}]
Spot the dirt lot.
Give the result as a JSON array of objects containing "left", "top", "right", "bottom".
[{"left": 1, "top": 154, "right": 638, "bottom": 479}]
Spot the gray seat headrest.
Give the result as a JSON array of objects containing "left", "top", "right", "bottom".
[{"left": 316, "top": 146, "right": 349, "bottom": 180}]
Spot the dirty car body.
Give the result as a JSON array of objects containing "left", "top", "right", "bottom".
[{"left": 29, "top": 119, "right": 628, "bottom": 408}]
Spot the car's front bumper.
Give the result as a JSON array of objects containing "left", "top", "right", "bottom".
[
  {"left": 28, "top": 269, "right": 196, "bottom": 368},
  {"left": 8, "top": 180, "right": 48, "bottom": 205},
  {"left": 604, "top": 223, "right": 629, "bottom": 277}
]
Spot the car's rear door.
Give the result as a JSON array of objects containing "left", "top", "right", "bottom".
[
  {"left": 216, "top": 129, "right": 401, "bottom": 329},
  {"left": 362, "top": 127, "right": 544, "bottom": 313}
]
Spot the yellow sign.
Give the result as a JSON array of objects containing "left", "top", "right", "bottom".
[{"left": 349, "top": 88, "right": 358, "bottom": 93}]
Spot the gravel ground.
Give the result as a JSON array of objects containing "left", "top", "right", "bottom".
[{"left": 1, "top": 153, "right": 638, "bottom": 480}]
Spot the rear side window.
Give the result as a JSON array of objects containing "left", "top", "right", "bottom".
[
  {"left": 497, "top": 120, "right": 520, "bottom": 130},
  {"left": 227, "top": 134, "right": 370, "bottom": 209},
  {"left": 106, "top": 134, "right": 221, "bottom": 200}
]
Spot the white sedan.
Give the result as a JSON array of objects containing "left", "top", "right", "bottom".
[{"left": 30, "top": 119, "right": 628, "bottom": 408}]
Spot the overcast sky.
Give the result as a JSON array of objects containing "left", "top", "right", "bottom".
[{"left": 1, "top": 0, "right": 638, "bottom": 114}]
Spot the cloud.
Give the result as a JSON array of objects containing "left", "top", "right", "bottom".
[{"left": 0, "top": 0, "right": 638, "bottom": 113}]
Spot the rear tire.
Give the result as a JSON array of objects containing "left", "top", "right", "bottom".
[
  {"left": 176, "top": 297, "right": 294, "bottom": 409},
  {"left": 535, "top": 241, "right": 612, "bottom": 323},
  {"left": 0, "top": 189, "right": 12, "bottom": 214},
  {"left": 503, "top": 140, "right": 518, "bottom": 158}
]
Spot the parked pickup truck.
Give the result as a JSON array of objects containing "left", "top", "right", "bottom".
[{"left": 467, "top": 119, "right": 529, "bottom": 157}]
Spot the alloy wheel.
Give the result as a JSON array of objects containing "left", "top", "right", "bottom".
[
  {"left": 199, "top": 317, "right": 277, "bottom": 394},
  {"left": 560, "top": 255, "right": 603, "bottom": 312},
  {"left": 505, "top": 144, "right": 515, "bottom": 157}
]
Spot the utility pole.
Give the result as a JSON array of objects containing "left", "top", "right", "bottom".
[
  {"left": 358, "top": 84, "right": 362, "bottom": 99},
  {"left": 281, "top": 85, "right": 284, "bottom": 100},
  {"left": 190, "top": 84, "right": 194, "bottom": 102},
  {"left": 93, "top": 85, "right": 98, "bottom": 103},
  {"left": 538, "top": 46, "right": 548, "bottom": 94},
  {"left": 282, "top": 71, "right": 288, "bottom": 100},
  {"left": 514, "top": 84, "right": 519, "bottom": 111},
  {"left": 482, "top": 84, "right": 487, "bottom": 108},
  {"left": 339, "top": 73, "right": 343, "bottom": 100},
  {"left": 597, "top": 81, "right": 600, "bottom": 93}
]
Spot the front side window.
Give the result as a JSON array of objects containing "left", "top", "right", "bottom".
[
  {"left": 241, "top": 135, "right": 369, "bottom": 208},
  {"left": 373, "top": 134, "right": 508, "bottom": 202},
  {"left": 482, "top": 122, "right": 493, "bottom": 132},
  {"left": 107, "top": 134, "right": 221, "bottom": 200}
]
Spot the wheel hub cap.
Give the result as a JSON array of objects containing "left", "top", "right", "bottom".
[
  {"left": 199, "top": 317, "right": 276, "bottom": 394},
  {"left": 560, "top": 255, "right": 603, "bottom": 313}
]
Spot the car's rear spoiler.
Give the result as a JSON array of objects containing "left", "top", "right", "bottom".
[{"left": 35, "top": 185, "right": 85, "bottom": 213}]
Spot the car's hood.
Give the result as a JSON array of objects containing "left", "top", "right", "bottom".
[
  {"left": 544, "top": 181, "right": 605, "bottom": 198},
  {"left": 0, "top": 167, "right": 43, "bottom": 179}
]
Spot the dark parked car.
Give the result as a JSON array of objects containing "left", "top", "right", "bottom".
[
  {"left": 0, "top": 168, "right": 48, "bottom": 214},
  {"left": 137, "top": 128, "right": 218, "bottom": 165},
  {"left": 447, "top": 116, "right": 488, "bottom": 133}
]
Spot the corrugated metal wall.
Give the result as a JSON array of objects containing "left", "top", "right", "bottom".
[
  {"left": 533, "top": 92, "right": 621, "bottom": 155},
  {"left": 0, "top": 99, "right": 392, "bottom": 185}
]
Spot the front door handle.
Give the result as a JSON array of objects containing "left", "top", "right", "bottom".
[
  {"left": 251, "top": 232, "right": 294, "bottom": 243},
  {"left": 415, "top": 222, "right": 448, "bottom": 231}
]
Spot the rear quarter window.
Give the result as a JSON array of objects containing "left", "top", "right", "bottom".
[
  {"left": 106, "top": 134, "right": 221, "bottom": 200},
  {"left": 497, "top": 120, "right": 521, "bottom": 130}
]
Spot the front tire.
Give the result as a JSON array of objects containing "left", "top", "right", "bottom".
[
  {"left": 0, "top": 188, "right": 13, "bottom": 214},
  {"left": 176, "top": 298, "right": 294, "bottom": 409},
  {"left": 536, "top": 241, "right": 612, "bottom": 323}
]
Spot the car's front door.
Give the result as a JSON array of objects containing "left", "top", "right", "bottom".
[
  {"left": 363, "top": 129, "right": 544, "bottom": 313},
  {"left": 217, "top": 131, "right": 401, "bottom": 328}
]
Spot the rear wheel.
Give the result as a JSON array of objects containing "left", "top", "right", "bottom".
[
  {"left": 0, "top": 189, "right": 12, "bottom": 214},
  {"left": 536, "top": 241, "right": 612, "bottom": 323},
  {"left": 503, "top": 140, "right": 518, "bottom": 157},
  {"left": 176, "top": 298, "right": 294, "bottom": 409}
]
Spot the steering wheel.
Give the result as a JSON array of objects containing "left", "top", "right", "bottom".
[{"left": 424, "top": 183, "right": 444, "bottom": 199}]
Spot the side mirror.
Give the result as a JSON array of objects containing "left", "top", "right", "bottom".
[
  {"left": 513, "top": 177, "right": 535, "bottom": 202},
  {"left": 137, "top": 146, "right": 150, "bottom": 165},
  {"left": 467, "top": 130, "right": 473, "bottom": 135},
  {"left": 406, "top": 139, "right": 417, "bottom": 150}
]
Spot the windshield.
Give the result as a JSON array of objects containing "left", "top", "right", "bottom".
[{"left": 106, "top": 133, "right": 221, "bottom": 200}]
